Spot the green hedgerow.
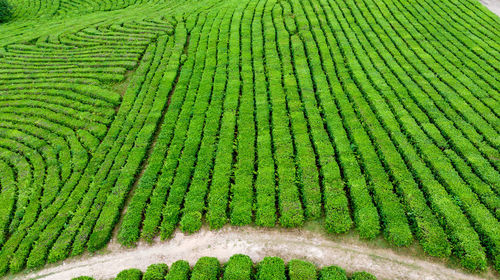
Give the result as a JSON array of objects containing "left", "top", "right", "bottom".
[
  {"left": 144, "top": 263, "right": 169, "bottom": 280},
  {"left": 180, "top": 211, "right": 203, "bottom": 234},
  {"left": 349, "top": 271, "right": 377, "bottom": 280},
  {"left": 0, "top": 0, "right": 11, "bottom": 23},
  {"left": 115, "top": 268, "right": 143, "bottom": 280}
]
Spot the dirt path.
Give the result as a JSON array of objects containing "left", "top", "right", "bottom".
[
  {"left": 13, "top": 226, "right": 497, "bottom": 280},
  {"left": 480, "top": 0, "right": 500, "bottom": 16}
]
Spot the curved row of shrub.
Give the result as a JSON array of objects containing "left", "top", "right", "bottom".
[
  {"left": 4, "top": 0, "right": 158, "bottom": 21},
  {"left": 73, "top": 254, "right": 377, "bottom": 280},
  {"left": 0, "top": 13, "right": 183, "bottom": 275},
  {"left": 117, "top": 0, "right": 499, "bottom": 272},
  {"left": 1, "top": 0, "right": 499, "bottom": 275}
]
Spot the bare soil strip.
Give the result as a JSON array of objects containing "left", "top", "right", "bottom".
[
  {"left": 13, "top": 226, "right": 498, "bottom": 280},
  {"left": 480, "top": 0, "right": 500, "bottom": 16}
]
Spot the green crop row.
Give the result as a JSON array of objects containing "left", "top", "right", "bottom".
[
  {"left": 0, "top": 14, "right": 183, "bottom": 275},
  {"left": 306, "top": 0, "right": 449, "bottom": 251},
  {"left": 222, "top": 0, "right": 257, "bottom": 228},
  {"left": 253, "top": 0, "right": 280, "bottom": 228},
  {"left": 115, "top": 0, "right": 498, "bottom": 273},
  {"left": 29, "top": 38, "right": 168, "bottom": 269},
  {"left": 179, "top": 0, "right": 232, "bottom": 234},
  {"left": 204, "top": 0, "right": 245, "bottom": 230},
  {"left": 288, "top": 8, "right": 355, "bottom": 234},
  {"left": 1, "top": 0, "right": 499, "bottom": 275},
  {"left": 340, "top": 0, "right": 499, "bottom": 269},
  {"left": 263, "top": 0, "right": 305, "bottom": 228},
  {"left": 73, "top": 254, "right": 377, "bottom": 280},
  {"left": 118, "top": 12, "right": 208, "bottom": 245},
  {"left": 89, "top": 23, "right": 187, "bottom": 251},
  {"left": 159, "top": 7, "right": 229, "bottom": 239},
  {"left": 138, "top": 11, "right": 213, "bottom": 241}
]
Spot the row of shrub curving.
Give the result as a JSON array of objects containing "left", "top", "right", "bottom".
[{"left": 72, "top": 254, "right": 377, "bottom": 280}]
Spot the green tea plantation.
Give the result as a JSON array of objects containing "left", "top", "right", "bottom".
[{"left": 0, "top": 0, "right": 498, "bottom": 277}]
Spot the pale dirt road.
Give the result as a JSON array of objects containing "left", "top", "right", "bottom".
[
  {"left": 480, "top": 0, "right": 500, "bottom": 16},
  {"left": 11, "top": 226, "right": 498, "bottom": 280}
]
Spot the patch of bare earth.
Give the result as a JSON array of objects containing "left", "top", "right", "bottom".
[
  {"left": 479, "top": 0, "right": 500, "bottom": 16},
  {"left": 13, "top": 226, "right": 498, "bottom": 280}
]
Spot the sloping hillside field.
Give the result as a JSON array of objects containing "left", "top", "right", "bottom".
[{"left": 0, "top": 0, "right": 499, "bottom": 277}]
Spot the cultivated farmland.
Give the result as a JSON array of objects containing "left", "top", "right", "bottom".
[{"left": 0, "top": 0, "right": 499, "bottom": 278}]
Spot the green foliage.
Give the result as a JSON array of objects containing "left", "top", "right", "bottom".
[
  {"left": 223, "top": 254, "right": 253, "bottom": 280},
  {"left": 257, "top": 257, "right": 286, "bottom": 280},
  {"left": 0, "top": 0, "right": 11, "bottom": 23},
  {"left": 143, "top": 263, "right": 168, "bottom": 280},
  {"left": 191, "top": 257, "right": 220, "bottom": 280},
  {"left": 115, "top": 268, "right": 143, "bottom": 280},
  {"left": 288, "top": 259, "right": 317, "bottom": 280},
  {"left": 349, "top": 271, "right": 377, "bottom": 280},
  {"left": 1, "top": 0, "right": 499, "bottom": 275},
  {"left": 179, "top": 211, "right": 202, "bottom": 234},
  {"left": 319, "top": 266, "right": 348, "bottom": 280},
  {"left": 67, "top": 255, "right": 385, "bottom": 280},
  {"left": 165, "top": 261, "right": 191, "bottom": 280}
]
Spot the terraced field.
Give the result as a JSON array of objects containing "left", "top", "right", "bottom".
[{"left": 0, "top": 0, "right": 499, "bottom": 278}]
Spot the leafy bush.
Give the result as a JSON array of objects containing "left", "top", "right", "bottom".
[
  {"left": 191, "top": 257, "right": 220, "bottom": 280},
  {"left": 0, "top": 0, "right": 11, "bottom": 23},
  {"left": 223, "top": 254, "right": 253, "bottom": 280},
  {"left": 115, "top": 268, "right": 142, "bottom": 280},
  {"left": 165, "top": 260, "right": 190, "bottom": 280},
  {"left": 349, "top": 271, "right": 377, "bottom": 280},
  {"left": 288, "top": 259, "right": 317, "bottom": 280},
  {"left": 143, "top": 263, "right": 168, "bottom": 280},
  {"left": 257, "top": 257, "right": 286, "bottom": 280},
  {"left": 320, "top": 266, "right": 348, "bottom": 280},
  {"left": 179, "top": 211, "right": 202, "bottom": 234}
]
